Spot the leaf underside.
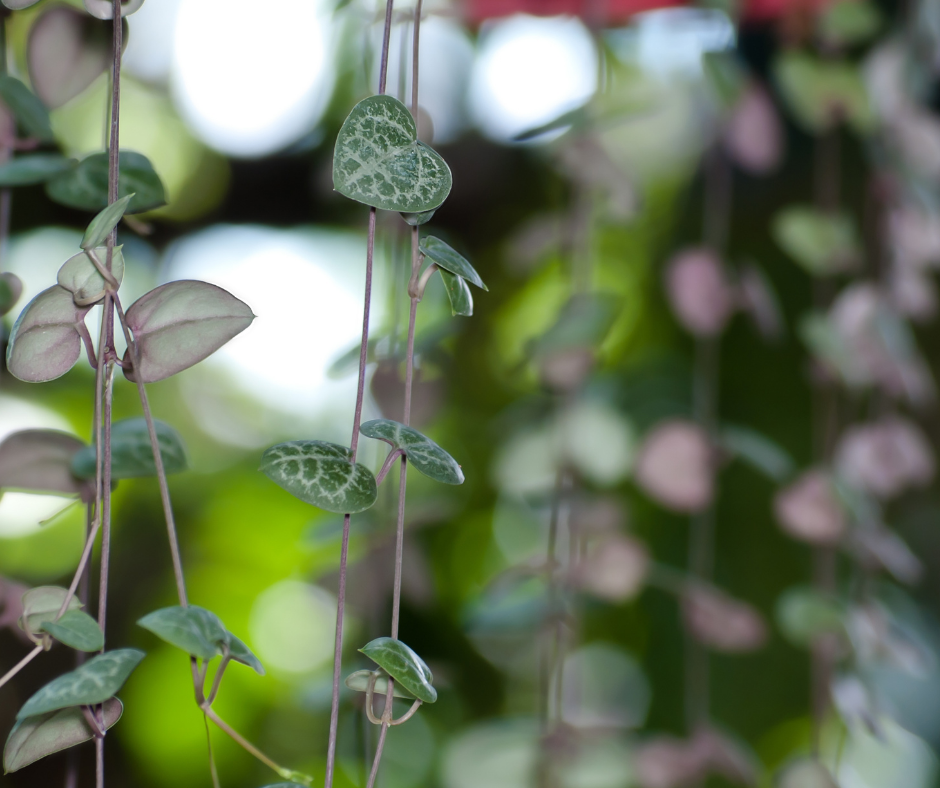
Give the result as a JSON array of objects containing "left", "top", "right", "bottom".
[
  {"left": 359, "top": 637, "right": 437, "bottom": 704},
  {"left": 70, "top": 417, "right": 187, "bottom": 480}
]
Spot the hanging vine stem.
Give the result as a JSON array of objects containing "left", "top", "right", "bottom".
[{"left": 323, "top": 3, "right": 396, "bottom": 787}]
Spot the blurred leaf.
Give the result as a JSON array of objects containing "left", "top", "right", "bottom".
[
  {"left": 57, "top": 246, "right": 124, "bottom": 307},
  {"left": 720, "top": 425, "right": 795, "bottom": 482},
  {"left": 41, "top": 610, "right": 104, "bottom": 652},
  {"left": 3, "top": 698, "right": 122, "bottom": 773},
  {"left": 440, "top": 269, "right": 473, "bottom": 317},
  {"left": 360, "top": 419, "right": 464, "bottom": 485},
  {"left": 0, "top": 430, "right": 86, "bottom": 496},
  {"left": 1, "top": 0, "right": 41, "bottom": 8},
  {"left": 16, "top": 649, "right": 145, "bottom": 719},
  {"left": 137, "top": 605, "right": 228, "bottom": 661},
  {"left": 326, "top": 336, "right": 382, "bottom": 380},
  {"left": 46, "top": 151, "right": 166, "bottom": 214},
  {"left": 345, "top": 669, "right": 416, "bottom": 699},
  {"left": 0, "top": 271, "right": 23, "bottom": 315},
  {"left": 778, "top": 759, "right": 839, "bottom": 788},
  {"left": 0, "top": 76, "right": 54, "bottom": 142},
  {"left": 0, "top": 155, "right": 76, "bottom": 186},
  {"left": 818, "top": 0, "right": 881, "bottom": 46},
  {"left": 360, "top": 637, "right": 437, "bottom": 704},
  {"left": 71, "top": 418, "right": 187, "bottom": 480},
  {"left": 122, "top": 280, "right": 254, "bottom": 383},
  {"left": 420, "top": 236, "right": 487, "bottom": 290},
  {"left": 534, "top": 293, "right": 620, "bottom": 357},
  {"left": 701, "top": 51, "right": 748, "bottom": 108},
  {"left": 401, "top": 209, "right": 436, "bottom": 226},
  {"left": 83, "top": 0, "right": 144, "bottom": 19},
  {"left": 228, "top": 633, "right": 264, "bottom": 675},
  {"left": 6, "top": 285, "right": 91, "bottom": 383},
  {"left": 260, "top": 440, "right": 378, "bottom": 514},
  {"left": 773, "top": 206, "right": 859, "bottom": 275},
  {"left": 776, "top": 586, "right": 845, "bottom": 647},
  {"left": 333, "top": 95, "right": 452, "bottom": 213},
  {"left": 82, "top": 195, "right": 134, "bottom": 250},
  {"left": 774, "top": 52, "right": 873, "bottom": 134}
]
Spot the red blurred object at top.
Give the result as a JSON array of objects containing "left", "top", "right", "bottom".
[{"left": 465, "top": 0, "right": 686, "bottom": 25}]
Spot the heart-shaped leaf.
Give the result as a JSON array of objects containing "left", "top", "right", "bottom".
[
  {"left": 439, "top": 269, "right": 473, "bottom": 317},
  {"left": 46, "top": 151, "right": 166, "bottom": 213},
  {"left": 41, "top": 610, "right": 104, "bottom": 652},
  {"left": 3, "top": 698, "right": 122, "bottom": 773},
  {"left": 137, "top": 605, "right": 228, "bottom": 661},
  {"left": 0, "top": 430, "right": 86, "bottom": 496},
  {"left": 360, "top": 419, "right": 464, "bottom": 485},
  {"left": 345, "top": 669, "right": 416, "bottom": 699},
  {"left": 2, "top": 0, "right": 42, "bottom": 8},
  {"left": 82, "top": 195, "right": 134, "bottom": 250},
  {"left": 19, "top": 586, "right": 82, "bottom": 642},
  {"left": 122, "top": 280, "right": 254, "bottom": 383},
  {"left": 401, "top": 209, "right": 436, "bottom": 226},
  {"left": 0, "top": 76, "right": 54, "bottom": 142},
  {"left": 57, "top": 246, "right": 124, "bottom": 307},
  {"left": 333, "top": 94, "right": 452, "bottom": 213},
  {"left": 83, "top": 0, "right": 145, "bottom": 19},
  {"left": 359, "top": 637, "right": 436, "bottom": 704},
  {"left": 6, "top": 285, "right": 92, "bottom": 382},
  {"left": 0, "top": 272, "right": 23, "bottom": 315},
  {"left": 70, "top": 417, "right": 187, "bottom": 480},
  {"left": 17, "top": 649, "right": 145, "bottom": 719},
  {"left": 260, "top": 440, "right": 378, "bottom": 514},
  {"left": 0, "top": 155, "right": 76, "bottom": 187},
  {"left": 419, "top": 237, "right": 487, "bottom": 290}
]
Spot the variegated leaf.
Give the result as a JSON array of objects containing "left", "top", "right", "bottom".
[
  {"left": 360, "top": 419, "right": 464, "bottom": 485},
  {"left": 360, "top": 637, "right": 436, "bottom": 703}
]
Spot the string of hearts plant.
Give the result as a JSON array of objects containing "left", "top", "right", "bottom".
[{"left": 259, "top": 2, "right": 484, "bottom": 787}]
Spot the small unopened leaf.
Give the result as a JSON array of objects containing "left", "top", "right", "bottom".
[
  {"left": 360, "top": 419, "right": 464, "bottom": 485},
  {"left": 82, "top": 195, "right": 134, "bottom": 250},
  {"left": 57, "top": 246, "right": 124, "bottom": 306},
  {"left": 19, "top": 586, "right": 82, "bottom": 641},
  {"left": 360, "top": 637, "right": 437, "bottom": 704},
  {"left": 440, "top": 269, "right": 473, "bottom": 317},
  {"left": 0, "top": 155, "right": 76, "bottom": 187},
  {"left": 83, "top": 0, "right": 145, "bottom": 19},
  {"left": 137, "top": 605, "right": 227, "bottom": 661},
  {"left": 260, "top": 441, "right": 377, "bottom": 514},
  {"left": 776, "top": 586, "right": 845, "bottom": 647},
  {"left": 0, "top": 76, "right": 54, "bottom": 142},
  {"left": 345, "top": 669, "right": 416, "bottom": 699},
  {"left": 0, "top": 430, "right": 86, "bottom": 495},
  {"left": 6, "top": 285, "right": 92, "bottom": 383},
  {"left": 0, "top": 272, "right": 23, "bottom": 315},
  {"left": 41, "top": 610, "right": 104, "bottom": 652},
  {"left": 333, "top": 95, "right": 452, "bottom": 213},
  {"left": 419, "top": 236, "right": 487, "bottom": 290},
  {"left": 401, "top": 209, "right": 436, "bottom": 226},
  {"left": 3, "top": 698, "right": 122, "bottom": 773},
  {"left": 122, "top": 280, "right": 254, "bottom": 383},
  {"left": 46, "top": 151, "right": 166, "bottom": 213},
  {"left": 17, "top": 649, "right": 145, "bottom": 719},
  {"left": 70, "top": 417, "right": 187, "bottom": 480}
]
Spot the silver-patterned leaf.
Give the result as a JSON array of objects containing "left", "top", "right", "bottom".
[
  {"left": 82, "top": 195, "right": 134, "bottom": 250},
  {"left": 344, "top": 669, "right": 416, "bottom": 699},
  {"left": 333, "top": 95, "right": 452, "bottom": 213},
  {"left": 16, "top": 649, "right": 145, "bottom": 719},
  {"left": 40, "top": 610, "right": 104, "bottom": 652},
  {"left": 359, "top": 637, "right": 436, "bottom": 704},
  {"left": 260, "top": 440, "right": 378, "bottom": 514},
  {"left": 3, "top": 698, "right": 123, "bottom": 773},
  {"left": 123, "top": 280, "right": 254, "bottom": 383},
  {"left": 70, "top": 417, "right": 187, "bottom": 480},
  {"left": 0, "top": 430, "right": 86, "bottom": 496},
  {"left": 83, "top": 0, "right": 144, "bottom": 19},
  {"left": 419, "top": 236, "right": 487, "bottom": 290},
  {"left": 6, "top": 286, "right": 92, "bottom": 383},
  {"left": 57, "top": 246, "right": 124, "bottom": 307},
  {"left": 360, "top": 419, "right": 464, "bottom": 485},
  {"left": 439, "top": 269, "right": 473, "bottom": 317},
  {"left": 46, "top": 151, "right": 165, "bottom": 214}
]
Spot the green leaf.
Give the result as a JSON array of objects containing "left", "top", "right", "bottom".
[
  {"left": 779, "top": 759, "right": 839, "bottom": 788},
  {"left": 81, "top": 194, "right": 134, "bottom": 250},
  {"left": 260, "top": 441, "right": 377, "bottom": 514},
  {"left": 0, "top": 429, "right": 86, "bottom": 496},
  {"left": 19, "top": 586, "right": 83, "bottom": 642},
  {"left": 720, "top": 425, "right": 795, "bottom": 482},
  {"left": 122, "top": 280, "right": 255, "bottom": 383},
  {"left": 401, "top": 209, "right": 436, "bottom": 226},
  {"left": 0, "top": 76, "right": 54, "bottom": 142},
  {"left": 57, "top": 246, "right": 124, "bottom": 307},
  {"left": 535, "top": 293, "right": 620, "bottom": 357},
  {"left": 818, "top": 0, "right": 881, "bottom": 46},
  {"left": 774, "top": 52, "right": 873, "bottom": 134},
  {"left": 70, "top": 417, "right": 187, "bottom": 480},
  {"left": 772, "top": 206, "right": 860, "bottom": 275},
  {"left": 46, "top": 151, "right": 166, "bottom": 213},
  {"left": 333, "top": 94, "right": 452, "bottom": 213},
  {"left": 419, "top": 236, "right": 487, "bottom": 290},
  {"left": 345, "top": 669, "right": 416, "bottom": 699},
  {"left": 3, "top": 698, "right": 122, "bottom": 773},
  {"left": 440, "top": 269, "right": 473, "bottom": 317},
  {"left": 360, "top": 419, "right": 464, "bottom": 485},
  {"left": 0, "top": 155, "right": 76, "bottom": 187},
  {"left": 0, "top": 271, "right": 23, "bottom": 315},
  {"left": 6, "top": 285, "right": 92, "bottom": 383},
  {"left": 17, "top": 649, "right": 145, "bottom": 719},
  {"left": 41, "top": 610, "right": 104, "bottom": 652},
  {"left": 228, "top": 634, "right": 265, "bottom": 675},
  {"left": 360, "top": 637, "right": 437, "bottom": 704},
  {"left": 776, "top": 586, "right": 845, "bottom": 648},
  {"left": 701, "top": 51, "right": 747, "bottom": 108},
  {"left": 137, "top": 605, "right": 227, "bottom": 661}
]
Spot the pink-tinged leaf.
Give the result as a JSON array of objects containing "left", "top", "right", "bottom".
[
  {"left": 773, "top": 469, "right": 846, "bottom": 545},
  {"left": 634, "top": 420, "right": 714, "bottom": 513},
  {"left": 665, "top": 248, "right": 736, "bottom": 337},
  {"left": 82, "top": 0, "right": 144, "bottom": 19},
  {"left": 0, "top": 271, "right": 23, "bottom": 316},
  {"left": 571, "top": 534, "right": 649, "bottom": 602},
  {"left": 6, "top": 285, "right": 91, "bottom": 383},
  {"left": 737, "top": 264, "right": 783, "bottom": 340},
  {"left": 0, "top": 430, "right": 86, "bottom": 496},
  {"left": 724, "top": 83, "right": 783, "bottom": 175},
  {"left": 123, "top": 280, "right": 255, "bottom": 383},
  {"left": 634, "top": 735, "right": 706, "bottom": 788},
  {"left": 682, "top": 585, "right": 767, "bottom": 653}
]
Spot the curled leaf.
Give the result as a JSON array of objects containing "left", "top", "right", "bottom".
[
  {"left": 19, "top": 586, "right": 82, "bottom": 643},
  {"left": 0, "top": 155, "right": 76, "bottom": 187},
  {"left": 419, "top": 236, "right": 487, "bottom": 290},
  {"left": 57, "top": 246, "right": 124, "bottom": 306},
  {"left": 70, "top": 417, "right": 187, "bottom": 480},
  {"left": 360, "top": 419, "right": 464, "bottom": 485},
  {"left": 360, "top": 637, "right": 437, "bottom": 704},
  {"left": 439, "top": 269, "right": 473, "bottom": 317},
  {"left": 40, "top": 610, "right": 104, "bottom": 652},
  {"left": 46, "top": 151, "right": 166, "bottom": 214},
  {"left": 122, "top": 280, "right": 254, "bottom": 383},
  {"left": 345, "top": 669, "right": 416, "bottom": 699},
  {"left": 82, "top": 194, "right": 134, "bottom": 250},
  {"left": 6, "top": 285, "right": 92, "bottom": 383},
  {"left": 0, "top": 429, "right": 86, "bottom": 496}
]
